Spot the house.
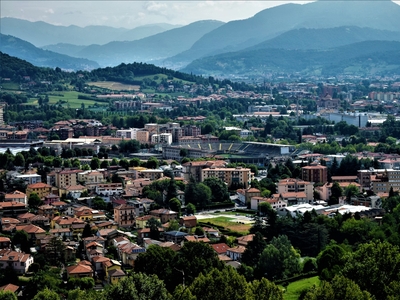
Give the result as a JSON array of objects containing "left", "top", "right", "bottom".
[
  {"left": 37, "top": 204, "right": 56, "bottom": 219},
  {"left": 86, "top": 241, "right": 104, "bottom": 261},
  {"left": 236, "top": 234, "right": 254, "bottom": 247},
  {"left": 135, "top": 215, "right": 161, "bottom": 229},
  {"left": 179, "top": 216, "right": 197, "bottom": 228},
  {"left": 116, "top": 240, "right": 146, "bottom": 267},
  {"left": 211, "top": 243, "right": 230, "bottom": 255},
  {"left": 0, "top": 201, "right": 28, "bottom": 217},
  {"left": 0, "top": 249, "right": 33, "bottom": 274},
  {"left": 43, "top": 193, "right": 60, "bottom": 205},
  {"left": 203, "top": 227, "right": 220, "bottom": 238},
  {"left": 164, "top": 231, "right": 188, "bottom": 244},
  {"left": 65, "top": 185, "right": 87, "bottom": 199},
  {"left": 108, "top": 269, "right": 126, "bottom": 284},
  {"left": 55, "top": 169, "right": 81, "bottom": 189},
  {"left": 149, "top": 209, "right": 178, "bottom": 224},
  {"left": 0, "top": 237, "right": 11, "bottom": 249},
  {"left": 1, "top": 217, "right": 20, "bottom": 233},
  {"left": 226, "top": 245, "right": 246, "bottom": 261},
  {"left": 15, "top": 224, "right": 46, "bottom": 245},
  {"left": 237, "top": 187, "right": 261, "bottom": 206},
  {"left": 0, "top": 283, "right": 20, "bottom": 295},
  {"left": 66, "top": 260, "right": 93, "bottom": 278},
  {"left": 4, "top": 191, "right": 27, "bottom": 205}
]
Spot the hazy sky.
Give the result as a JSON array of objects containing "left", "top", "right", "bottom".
[{"left": 1, "top": 1, "right": 316, "bottom": 28}]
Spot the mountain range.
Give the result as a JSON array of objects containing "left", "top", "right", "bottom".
[{"left": 1, "top": 0, "right": 400, "bottom": 77}]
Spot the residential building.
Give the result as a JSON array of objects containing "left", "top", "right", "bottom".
[
  {"left": 66, "top": 260, "right": 93, "bottom": 279},
  {"left": 139, "top": 169, "right": 164, "bottom": 180},
  {"left": 201, "top": 167, "right": 252, "bottom": 189},
  {"left": 182, "top": 160, "right": 227, "bottom": 182},
  {"left": 149, "top": 209, "right": 179, "bottom": 224},
  {"left": 78, "top": 170, "right": 105, "bottom": 184},
  {"left": 95, "top": 183, "right": 123, "bottom": 196},
  {"left": 237, "top": 187, "right": 261, "bottom": 206},
  {"left": 277, "top": 178, "right": 314, "bottom": 202},
  {"left": 0, "top": 250, "right": 33, "bottom": 274},
  {"left": 55, "top": 169, "right": 81, "bottom": 189},
  {"left": 250, "top": 196, "right": 287, "bottom": 210},
  {"left": 302, "top": 164, "right": 328, "bottom": 184},
  {"left": 114, "top": 204, "right": 136, "bottom": 228},
  {"left": 26, "top": 182, "right": 52, "bottom": 199},
  {"left": 135, "top": 215, "right": 161, "bottom": 229},
  {"left": 226, "top": 245, "right": 246, "bottom": 261},
  {"left": 4, "top": 191, "right": 27, "bottom": 205}
]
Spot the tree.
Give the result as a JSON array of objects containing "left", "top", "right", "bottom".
[
  {"left": 0, "top": 291, "right": 17, "bottom": 300},
  {"left": 134, "top": 245, "right": 178, "bottom": 292},
  {"left": 188, "top": 267, "right": 249, "bottom": 300},
  {"left": 344, "top": 184, "right": 360, "bottom": 202},
  {"left": 90, "top": 157, "right": 100, "bottom": 170},
  {"left": 303, "top": 275, "right": 372, "bottom": 300},
  {"left": 82, "top": 223, "right": 92, "bottom": 238},
  {"left": 165, "top": 178, "right": 178, "bottom": 204},
  {"left": 14, "top": 152, "right": 25, "bottom": 167},
  {"left": 249, "top": 277, "right": 284, "bottom": 300},
  {"left": 317, "top": 243, "right": 347, "bottom": 281},
  {"left": 241, "top": 232, "right": 267, "bottom": 267},
  {"left": 186, "top": 203, "right": 196, "bottom": 215},
  {"left": 341, "top": 241, "right": 400, "bottom": 299},
  {"left": 147, "top": 157, "right": 159, "bottom": 169},
  {"left": 203, "top": 177, "right": 230, "bottom": 202},
  {"left": 256, "top": 235, "right": 301, "bottom": 280},
  {"left": 330, "top": 182, "right": 342, "bottom": 201},
  {"left": 28, "top": 192, "right": 43, "bottom": 209},
  {"left": 46, "top": 236, "right": 66, "bottom": 266},
  {"left": 103, "top": 273, "right": 170, "bottom": 300},
  {"left": 174, "top": 242, "right": 224, "bottom": 286},
  {"left": 92, "top": 196, "right": 107, "bottom": 210},
  {"left": 33, "top": 288, "right": 60, "bottom": 300},
  {"left": 146, "top": 217, "right": 162, "bottom": 240},
  {"left": 12, "top": 230, "right": 30, "bottom": 253},
  {"left": 169, "top": 197, "right": 181, "bottom": 215}
]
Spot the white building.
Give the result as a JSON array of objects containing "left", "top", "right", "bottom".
[{"left": 151, "top": 133, "right": 172, "bottom": 145}]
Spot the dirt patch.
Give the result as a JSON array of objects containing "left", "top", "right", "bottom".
[{"left": 88, "top": 81, "right": 140, "bottom": 91}]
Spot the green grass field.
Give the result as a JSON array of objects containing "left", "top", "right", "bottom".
[
  {"left": 1, "top": 82, "right": 20, "bottom": 90},
  {"left": 200, "top": 216, "right": 251, "bottom": 235},
  {"left": 27, "top": 91, "right": 108, "bottom": 109},
  {"left": 282, "top": 276, "right": 320, "bottom": 300}
]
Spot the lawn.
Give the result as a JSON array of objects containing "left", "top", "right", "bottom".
[
  {"left": 1, "top": 82, "right": 20, "bottom": 90},
  {"left": 200, "top": 216, "right": 251, "bottom": 235},
  {"left": 282, "top": 276, "right": 320, "bottom": 300},
  {"left": 27, "top": 91, "right": 108, "bottom": 109}
]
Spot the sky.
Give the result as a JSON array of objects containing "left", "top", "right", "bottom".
[{"left": 1, "top": 0, "right": 316, "bottom": 28}]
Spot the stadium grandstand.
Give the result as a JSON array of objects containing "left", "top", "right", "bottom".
[{"left": 162, "top": 141, "right": 295, "bottom": 166}]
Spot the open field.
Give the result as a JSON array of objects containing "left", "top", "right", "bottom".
[
  {"left": 198, "top": 216, "right": 252, "bottom": 235},
  {"left": 26, "top": 91, "right": 108, "bottom": 109},
  {"left": 1, "top": 82, "right": 20, "bottom": 90},
  {"left": 281, "top": 276, "right": 320, "bottom": 300},
  {"left": 88, "top": 81, "right": 140, "bottom": 91}
]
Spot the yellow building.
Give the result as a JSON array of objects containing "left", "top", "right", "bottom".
[
  {"left": 201, "top": 167, "right": 252, "bottom": 189},
  {"left": 26, "top": 182, "right": 52, "bottom": 199}
]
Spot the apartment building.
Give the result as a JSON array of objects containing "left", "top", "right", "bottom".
[
  {"left": 201, "top": 167, "right": 252, "bottom": 189},
  {"left": 114, "top": 204, "right": 136, "bottom": 228},
  {"left": 56, "top": 170, "right": 81, "bottom": 189},
  {"left": 26, "top": 182, "right": 52, "bottom": 199},
  {"left": 302, "top": 164, "right": 328, "bottom": 184},
  {"left": 277, "top": 178, "right": 314, "bottom": 201}
]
